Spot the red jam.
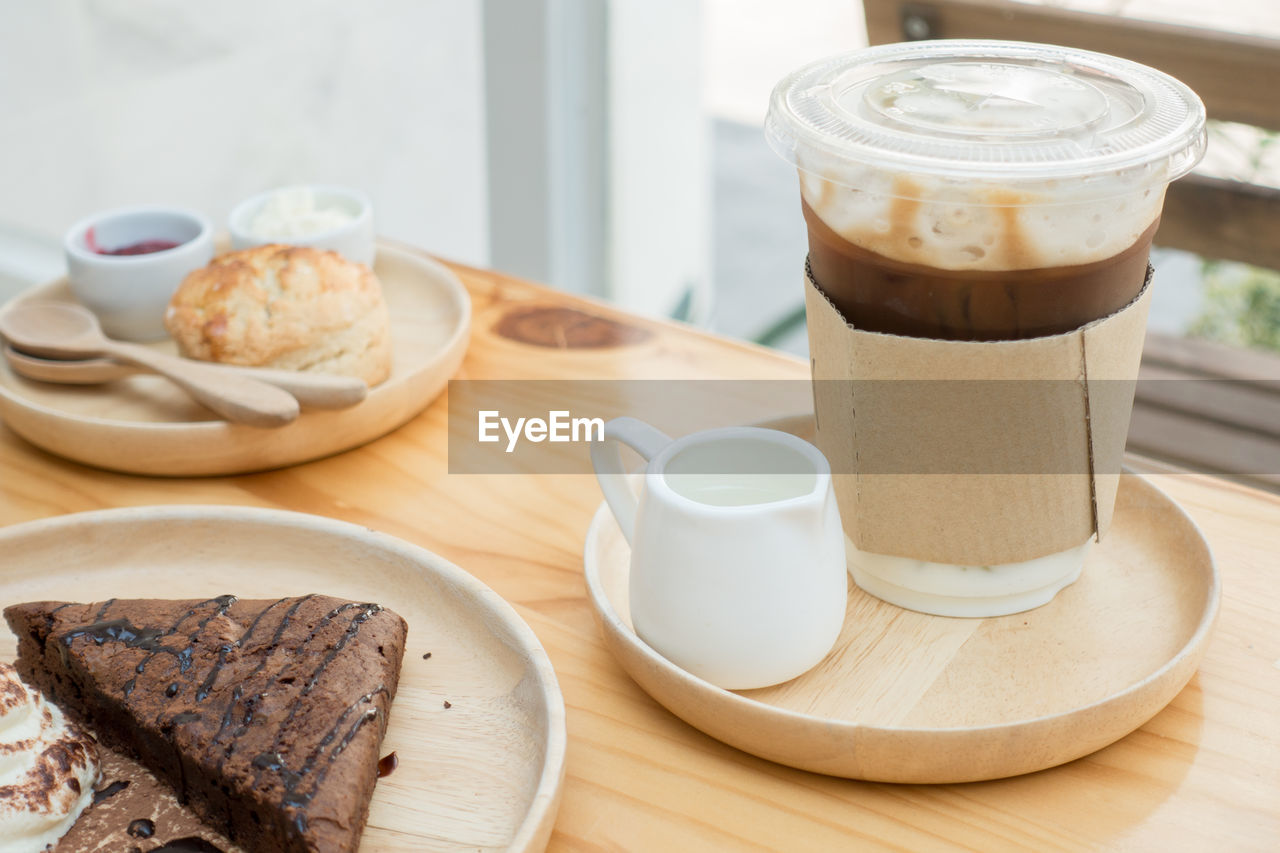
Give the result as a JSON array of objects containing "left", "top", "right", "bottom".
[
  {"left": 98, "top": 239, "right": 181, "bottom": 256},
  {"left": 86, "top": 227, "right": 182, "bottom": 256}
]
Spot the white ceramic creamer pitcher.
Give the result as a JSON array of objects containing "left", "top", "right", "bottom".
[{"left": 590, "top": 417, "right": 847, "bottom": 690}]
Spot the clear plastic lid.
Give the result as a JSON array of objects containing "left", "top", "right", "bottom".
[{"left": 766, "top": 40, "right": 1206, "bottom": 190}]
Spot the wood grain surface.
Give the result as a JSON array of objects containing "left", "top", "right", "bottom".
[{"left": 1, "top": 242, "right": 1277, "bottom": 851}]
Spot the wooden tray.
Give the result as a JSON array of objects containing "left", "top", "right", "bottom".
[
  {"left": 584, "top": 459, "right": 1219, "bottom": 783},
  {"left": 0, "top": 505, "right": 565, "bottom": 852},
  {"left": 0, "top": 242, "right": 469, "bottom": 476}
]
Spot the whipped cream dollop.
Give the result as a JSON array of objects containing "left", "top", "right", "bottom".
[
  {"left": 0, "top": 662, "right": 99, "bottom": 853},
  {"left": 248, "top": 187, "right": 356, "bottom": 238},
  {"left": 798, "top": 165, "right": 1164, "bottom": 272}
]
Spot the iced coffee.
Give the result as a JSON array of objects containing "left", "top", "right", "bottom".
[
  {"left": 768, "top": 41, "right": 1205, "bottom": 341},
  {"left": 800, "top": 192, "right": 1160, "bottom": 340},
  {"left": 766, "top": 41, "right": 1206, "bottom": 615}
]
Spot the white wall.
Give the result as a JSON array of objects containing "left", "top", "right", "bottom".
[
  {"left": 0, "top": 0, "right": 489, "bottom": 286},
  {"left": 703, "top": 0, "right": 867, "bottom": 124}
]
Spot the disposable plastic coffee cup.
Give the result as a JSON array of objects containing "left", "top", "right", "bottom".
[
  {"left": 766, "top": 40, "right": 1207, "bottom": 341},
  {"left": 765, "top": 41, "right": 1206, "bottom": 617}
]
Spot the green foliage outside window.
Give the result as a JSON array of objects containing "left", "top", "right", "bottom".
[
  {"left": 1188, "top": 260, "right": 1280, "bottom": 353},
  {"left": 1182, "top": 121, "right": 1280, "bottom": 354}
]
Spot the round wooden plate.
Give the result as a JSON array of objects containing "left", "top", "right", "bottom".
[
  {"left": 0, "top": 242, "right": 470, "bottom": 476},
  {"left": 583, "top": 435, "right": 1219, "bottom": 783},
  {"left": 0, "top": 505, "right": 566, "bottom": 852}
]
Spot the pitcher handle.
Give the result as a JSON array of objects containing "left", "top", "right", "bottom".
[{"left": 590, "top": 417, "right": 672, "bottom": 544}]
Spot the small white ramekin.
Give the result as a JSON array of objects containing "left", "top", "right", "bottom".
[
  {"left": 63, "top": 206, "right": 215, "bottom": 341},
  {"left": 227, "top": 185, "right": 375, "bottom": 267}
]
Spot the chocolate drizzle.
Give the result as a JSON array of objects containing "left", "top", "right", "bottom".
[
  {"left": 243, "top": 602, "right": 388, "bottom": 835},
  {"left": 92, "top": 779, "right": 130, "bottom": 804},
  {"left": 234, "top": 602, "right": 379, "bottom": 764},
  {"left": 271, "top": 691, "right": 384, "bottom": 836},
  {"left": 194, "top": 596, "right": 286, "bottom": 703},
  {"left": 127, "top": 816, "right": 156, "bottom": 838},
  {"left": 302, "top": 604, "right": 383, "bottom": 695},
  {"left": 61, "top": 596, "right": 238, "bottom": 698},
  {"left": 206, "top": 596, "right": 313, "bottom": 762}
]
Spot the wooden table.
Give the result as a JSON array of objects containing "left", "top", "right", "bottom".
[{"left": 1, "top": 248, "right": 1277, "bottom": 851}]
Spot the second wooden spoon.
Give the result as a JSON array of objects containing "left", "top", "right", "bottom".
[
  {"left": 2, "top": 346, "right": 368, "bottom": 410},
  {"left": 0, "top": 303, "right": 300, "bottom": 428}
]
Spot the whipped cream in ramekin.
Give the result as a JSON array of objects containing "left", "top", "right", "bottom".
[
  {"left": 248, "top": 186, "right": 356, "bottom": 238},
  {"left": 0, "top": 662, "right": 99, "bottom": 853}
]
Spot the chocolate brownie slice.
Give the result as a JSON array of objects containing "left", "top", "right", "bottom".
[{"left": 5, "top": 595, "right": 407, "bottom": 853}]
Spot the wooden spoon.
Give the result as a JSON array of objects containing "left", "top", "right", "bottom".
[
  {"left": 2, "top": 346, "right": 368, "bottom": 410},
  {"left": 0, "top": 303, "right": 299, "bottom": 428}
]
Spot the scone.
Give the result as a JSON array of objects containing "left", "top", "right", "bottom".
[{"left": 165, "top": 245, "right": 392, "bottom": 386}]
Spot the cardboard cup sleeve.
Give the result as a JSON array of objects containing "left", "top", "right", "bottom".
[{"left": 805, "top": 265, "right": 1153, "bottom": 567}]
